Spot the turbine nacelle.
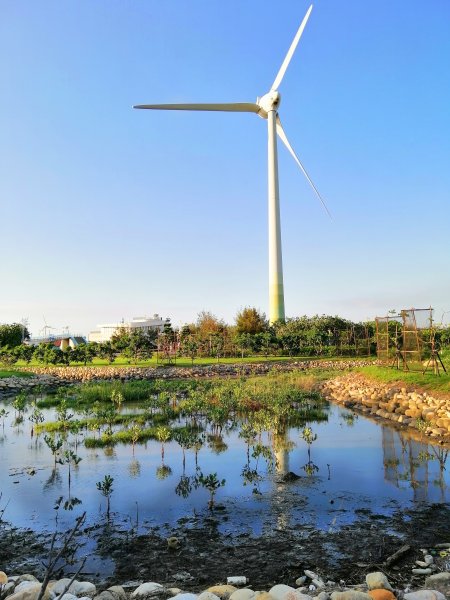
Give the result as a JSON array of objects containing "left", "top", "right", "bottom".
[{"left": 256, "top": 90, "right": 281, "bottom": 119}]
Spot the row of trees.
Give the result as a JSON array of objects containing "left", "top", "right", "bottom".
[{"left": 2, "top": 309, "right": 450, "bottom": 366}]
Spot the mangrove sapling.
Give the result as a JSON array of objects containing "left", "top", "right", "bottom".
[
  {"left": 155, "top": 425, "right": 171, "bottom": 461},
  {"left": 301, "top": 425, "right": 319, "bottom": 476},
  {"left": 44, "top": 434, "right": 64, "bottom": 467},
  {"left": 56, "top": 399, "right": 74, "bottom": 430},
  {"left": 110, "top": 388, "right": 124, "bottom": 410},
  {"left": 29, "top": 401, "right": 45, "bottom": 436},
  {"left": 195, "top": 472, "right": 226, "bottom": 510},
  {"left": 12, "top": 390, "right": 27, "bottom": 418},
  {"left": 130, "top": 423, "right": 141, "bottom": 455},
  {"left": 96, "top": 474, "right": 114, "bottom": 519},
  {"left": 58, "top": 450, "right": 82, "bottom": 494}
]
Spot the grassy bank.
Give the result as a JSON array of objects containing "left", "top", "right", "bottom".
[
  {"left": 356, "top": 365, "right": 450, "bottom": 396},
  {"left": 0, "top": 369, "right": 33, "bottom": 378}
]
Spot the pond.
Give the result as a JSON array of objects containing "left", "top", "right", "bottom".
[{"left": 0, "top": 376, "right": 449, "bottom": 580}]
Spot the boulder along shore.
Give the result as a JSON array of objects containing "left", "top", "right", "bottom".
[{"left": 320, "top": 373, "right": 450, "bottom": 446}]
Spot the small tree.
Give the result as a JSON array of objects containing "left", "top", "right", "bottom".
[
  {"left": 96, "top": 474, "right": 114, "bottom": 519},
  {"left": 44, "top": 435, "right": 64, "bottom": 467},
  {"left": 155, "top": 425, "right": 171, "bottom": 461},
  {"left": 29, "top": 401, "right": 45, "bottom": 436},
  {"left": 195, "top": 471, "right": 226, "bottom": 509}
]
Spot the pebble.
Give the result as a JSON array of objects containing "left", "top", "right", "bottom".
[
  {"left": 404, "top": 592, "right": 446, "bottom": 600},
  {"left": 367, "top": 591, "right": 395, "bottom": 600},
  {"left": 131, "top": 583, "right": 164, "bottom": 598},
  {"left": 295, "top": 579, "right": 306, "bottom": 587},
  {"left": 172, "top": 594, "right": 198, "bottom": 600},
  {"left": 365, "top": 573, "right": 393, "bottom": 592},
  {"left": 227, "top": 579, "right": 247, "bottom": 587},
  {"left": 331, "top": 592, "right": 371, "bottom": 600},
  {"left": 268, "top": 584, "right": 312, "bottom": 600},
  {"left": 412, "top": 569, "right": 433, "bottom": 575},
  {"left": 206, "top": 587, "right": 237, "bottom": 600}
]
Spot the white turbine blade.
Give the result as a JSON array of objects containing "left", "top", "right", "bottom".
[
  {"left": 276, "top": 116, "right": 332, "bottom": 219},
  {"left": 271, "top": 5, "right": 313, "bottom": 91},
  {"left": 133, "top": 102, "right": 260, "bottom": 113}
]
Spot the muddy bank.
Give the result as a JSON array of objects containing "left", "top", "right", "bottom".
[{"left": 2, "top": 504, "right": 449, "bottom": 592}]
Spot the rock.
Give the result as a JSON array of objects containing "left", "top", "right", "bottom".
[
  {"left": 107, "top": 587, "right": 126, "bottom": 600},
  {"left": 253, "top": 594, "right": 273, "bottom": 600},
  {"left": 365, "top": 573, "right": 393, "bottom": 592},
  {"left": 317, "top": 593, "right": 329, "bottom": 600},
  {"left": 15, "top": 583, "right": 38, "bottom": 594},
  {"left": 3, "top": 582, "right": 16, "bottom": 597},
  {"left": 424, "top": 572, "right": 450, "bottom": 595},
  {"left": 367, "top": 591, "right": 396, "bottom": 600},
  {"left": 295, "top": 579, "right": 306, "bottom": 587},
  {"left": 132, "top": 583, "right": 164, "bottom": 598},
  {"left": 59, "top": 594, "right": 78, "bottom": 600},
  {"left": 172, "top": 595, "right": 197, "bottom": 600},
  {"left": 304, "top": 572, "right": 318, "bottom": 581},
  {"left": 404, "top": 592, "right": 446, "bottom": 600},
  {"left": 227, "top": 579, "right": 248, "bottom": 587},
  {"left": 206, "top": 587, "right": 237, "bottom": 600},
  {"left": 229, "top": 591, "right": 255, "bottom": 600},
  {"left": 51, "top": 580, "right": 96, "bottom": 598},
  {"left": 15, "top": 577, "right": 39, "bottom": 587},
  {"left": 312, "top": 580, "right": 325, "bottom": 589},
  {"left": 269, "top": 584, "right": 312, "bottom": 600},
  {"left": 198, "top": 594, "right": 221, "bottom": 600},
  {"left": 0, "top": 572, "right": 8, "bottom": 585},
  {"left": 6, "top": 584, "right": 42, "bottom": 600},
  {"left": 168, "top": 591, "right": 183, "bottom": 598},
  {"left": 411, "top": 569, "right": 432, "bottom": 575},
  {"left": 94, "top": 593, "right": 116, "bottom": 600},
  {"left": 331, "top": 593, "right": 372, "bottom": 600}
]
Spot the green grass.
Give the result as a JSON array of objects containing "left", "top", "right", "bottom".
[
  {"left": 356, "top": 365, "right": 450, "bottom": 395},
  {"left": 0, "top": 369, "right": 33, "bottom": 378}
]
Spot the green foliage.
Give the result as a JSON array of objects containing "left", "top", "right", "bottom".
[
  {"left": 0, "top": 323, "right": 30, "bottom": 348},
  {"left": 96, "top": 474, "right": 114, "bottom": 518},
  {"left": 195, "top": 471, "right": 226, "bottom": 509},
  {"left": 235, "top": 307, "right": 268, "bottom": 334}
]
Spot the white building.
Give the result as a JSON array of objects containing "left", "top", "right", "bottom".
[{"left": 88, "top": 315, "right": 166, "bottom": 343}]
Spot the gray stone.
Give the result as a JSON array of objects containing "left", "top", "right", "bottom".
[
  {"left": 107, "top": 587, "right": 126, "bottom": 600},
  {"left": 15, "top": 583, "right": 37, "bottom": 594},
  {"left": 411, "top": 569, "right": 432, "bottom": 575},
  {"left": 132, "top": 584, "right": 164, "bottom": 599},
  {"left": 94, "top": 593, "right": 115, "bottom": 600},
  {"left": 331, "top": 593, "right": 371, "bottom": 600},
  {"left": 198, "top": 594, "right": 221, "bottom": 600},
  {"left": 424, "top": 572, "right": 450, "bottom": 596},
  {"left": 172, "top": 595, "right": 197, "bottom": 600},
  {"left": 167, "top": 591, "right": 183, "bottom": 598},
  {"left": 295, "top": 579, "right": 306, "bottom": 587},
  {"left": 51, "top": 580, "right": 96, "bottom": 598},
  {"left": 404, "top": 592, "right": 446, "bottom": 600},
  {"left": 14, "top": 577, "right": 39, "bottom": 587},
  {"left": 317, "top": 593, "right": 329, "bottom": 600},
  {"left": 3, "top": 582, "right": 16, "bottom": 597},
  {"left": 365, "top": 573, "right": 393, "bottom": 592},
  {"left": 268, "top": 584, "right": 312, "bottom": 600}
]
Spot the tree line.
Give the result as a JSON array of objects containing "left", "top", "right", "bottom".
[{"left": 1, "top": 309, "right": 450, "bottom": 367}]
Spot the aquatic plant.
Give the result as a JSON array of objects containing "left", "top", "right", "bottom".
[
  {"left": 96, "top": 474, "right": 114, "bottom": 519},
  {"left": 195, "top": 471, "right": 226, "bottom": 509}
]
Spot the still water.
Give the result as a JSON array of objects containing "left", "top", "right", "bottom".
[{"left": 0, "top": 397, "right": 448, "bottom": 539}]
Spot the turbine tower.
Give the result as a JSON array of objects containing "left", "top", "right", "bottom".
[{"left": 134, "top": 4, "right": 330, "bottom": 324}]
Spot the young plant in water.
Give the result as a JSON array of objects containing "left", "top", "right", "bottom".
[
  {"left": 96, "top": 474, "right": 114, "bottom": 519},
  {"left": 56, "top": 399, "right": 74, "bottom": 430},
  {"left": 155, "top": 425, "right": 171, "bottom": 462},
  {"left": 110, "top": 388, "right": 124, "bottom": 410},
  {"left": 58, "top": 449, "right": 82, "bottom": 493},
  {"left": 195, "top": 471, "right": 226, "bottom": 510},
  {"left": 44, "top": 435, "right": 64, "bottom": 467},
  {"left": 29, "top": 402, "right": 45, "bottom": 436},
  {"left": 301, "top": 425, "right": 319, "bottom": 476},
  {"left": 13, "top": 391, "right": 28, "bottom": 419},
  {"left": 130, "top": 423, "right": 141, "bottom": 455}
]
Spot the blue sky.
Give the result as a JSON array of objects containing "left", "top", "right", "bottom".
[{"left": 1, "top": 1, "right": 449, "bottom": 335}]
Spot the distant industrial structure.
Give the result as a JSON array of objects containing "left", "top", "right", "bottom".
[
  {"left": 29, "top": 333, "right": 87, "bottom": 348},
  {"left": 88, "top": 315, "right": 166, "bottom": 343}
]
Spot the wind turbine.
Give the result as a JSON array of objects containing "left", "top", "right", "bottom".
[{"left": 134, "top": 4, "right": 330, "bottom": 324}]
